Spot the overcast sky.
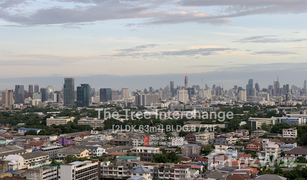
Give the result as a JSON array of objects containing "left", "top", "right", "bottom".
[{"left": 0, "top": 0, "right": 306, "bottom": 91}]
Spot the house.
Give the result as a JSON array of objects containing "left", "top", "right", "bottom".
[
  {"left": 251, "top": 130, "right": 267, "bottom": 137},
  {"left": 184, "top": 134, "right": 196, "bottom": 143},
  {"left": 4, "top": 155, "right": 25, "bottom": 170},
  {"left": 227, "top": 174, "right": 251, "bottom": 180},
  {"left": 264, "top": 142, "right": 280, "bottom": 158},
  {"left": 130, "top": 147, "right": 161, "bottom": 162},
  {"left": 285, "top": 147, "right": 307, "bottom": 160},
  {"left": 245, "top": 142, "right": 261, "bottom": 151},
  {"left": 204, "top": 170, "right": 229, "bottom": 180},
  {"left": 254, "top": 174, "right": 286, "bottom": 180},
  {"left": 131, "top": 167, "right": 152, "bottom": 180},
  {"left": 58, "top": 138, "right": 73, "bottom": 146},
  {"left": 57, "top": 147, "right": 90, "bottom": 159},
  {"left": 46, "top": 116, "right": 74, "bottom": 126}
]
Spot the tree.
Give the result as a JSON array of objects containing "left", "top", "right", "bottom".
[
  {"left": 270, "top": 123, "right": 291, "bottom": 134},
  {"left": 64, "top": 155, "right": 76, "bottom": 164},
  {"left": 251, "top": 152, "right": 258, "bottom": 158},
  {"left": 261, "top": 122, "right": 271, "bottom": 132},
  {"left": 280, "top": 152, "right": 285, "bottom": 157},
  {"left": 24, "top": 130, "right": 37, "bottom": 135},
  {"left": 201, "top": 145, "right": 213, "bottom": 156},
  {"left": 297, "top": 156, "right": 307, "bottom": 163},
  {"left": 51, "top": 158, "right": 57, "bottom": 166},
  {"left": 274, "top": 165, "right": 283, "bottom": 175}
]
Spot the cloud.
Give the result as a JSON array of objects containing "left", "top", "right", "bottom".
[
  {"left": 253, "top": 51, "right": 297, "bottom": 55},
  {"left": 110, "top": 46, "right": 233, "bottom": 58},
  {"left": 234, "top": 35, "right": 307, "bottom": 43},
  {"left": 117, "top": 44, "right": 159, "bottom": 52},
  {"left": 0, "top": 0, "right": 26, "bottom": 9},
  {"left": 179, "top": 0, "right": 307, "bottom": 18}
]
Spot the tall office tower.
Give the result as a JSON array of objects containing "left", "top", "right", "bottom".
[
  {"left": 54, "top": 91, "right": 61, "bottom": 103},
  {"left": 135, "top": 92, "right": 159, "bottom": 106},
  {"left": 184, "top": 75, "right": 188, "bottom": 89},
  {"left": 177, "top": 89, "right": 189, "bottom": 103},
  {"left": 64, "top": 78, "right": 75, "bottom": 106},
  {"left": 40, "top": 88, "right": 47, "bottom": 102},
  {"left": 283, "top": 84, "right": 290, "bottom": 94},
  {"left": 111, "top": 89, "right": 119, "bottom": 100},
  {"left": 286, "top": 92, "right": 293, "bottom": 101},
  {"left": 268, "top": 85, "right": 274, "bottom": 97},
  {"left": 188, "top": 87, "right": 196, "bottom": 100},
  {"left": 77, "top": 84, "right": 90, "bottom": 107},
  {"left": 100, "top": 88, "right": 112, "bottom": 102},
  {"left": 304, "top": 80, "right": 307, "bottom": 96},
  {"left": 238, "top": 89, "right": 247, "bottom": 101},
  {"left": 273, "top": 78, "right": 280, "bottom": 96},
  {"left": 28, "top": 85, "right": 33, "bottom": 94},
  {"left": 246, "top": 79, "right": 254, "bottom": 97},
  {"left": 170, "top": 81, "right": 174, "bottom": 97},
  {"left": 2, "top": 89, "right": 14, "bottom": 108},
  {"left": 255, "top": 83, "right": 260, "bottom": 92},
  {"left": 33, "top": 92, "right": 41, "bottom": 100},
  {"left": 122, "top": 88, "right": 129, "bottom": 99},
  {"left": 149, "top": 87, "right": 153, "bottom": 93},
  {"left": 14, "top": 85, "right": 25, "bottom": 104},
  {"left": 34, "top": 84, "right": 39, "bottom": 93}
]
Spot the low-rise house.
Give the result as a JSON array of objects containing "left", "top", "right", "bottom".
[
  {"left": 0, "top": 161, "right": 9, "bottom": 174},
  {"left": 251, "top": 130, "right": 267, "bottom": 138},
  {"left": 57, "top": 147, "right": 90, "bottom": 159},
  {"left": 3, "top": 155, "right": 25, "bottom": 170},
  {"left": 46, "top": 116, "right": 74, "bottom": 126},
  {"left": 131, "top": 167, "right": 152, "bottom": 180},
  {"left": 245, "top": 142, "right": 261, "bottom": 152},
  {"left": 130, "top": 147, "right": 161, "bottom": 162},
  {"left": 184, "top": 134, "right": 196, "bottom": 143},
  {"left": 285, "top": 147, "right": 307, "bottom": 160}
]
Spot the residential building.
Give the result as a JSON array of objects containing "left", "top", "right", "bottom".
[
  {"left": 195, "top": 132, "right": 215, "bottom": 144},
  {"left": 281, "top": 116, "right": 305, "bottom": 125},
  {"left": 135, "top": 92, "right": 159, "bottom": 106},
  {"left": 245, "top": 142, "right": 261, "bottom": 151},
  {"left": 34, "top": 85, "right": 39, "bottom": 93},
  {"left": 41, "top": 146, "right": 64, "bottom": 158},
  {"left": 264, "top": 142, "right": 280, "bottom": 158},
  {"left": 46, "top": 116, "right": 74, "bottom": 126},
  {"left": 131, "top": 167, "right": 152, "bottom": 180},
  {"left": 182, "top": 144, "right": 201, "bottom": 157},
  {"left": 130, "top": 147, "right": 161, "bottom": 162},
  {"left": 1, "top": 89, "right": 14, "bottom": 108},
  {"left": 17, "top": 128, "right": 41, "bottom": 135},
  {"left": 57, "top": 147, "right": 90, "bottom": 159},
  {"left": 111, "top": 89, "right": 119, "bottom": 100},
  {"left": 177, "top": 90, "right": 189, "bottom": 103},
  {"left": 285, "top": 147, "right": 307, "bottom": 160},
  {"left": 77, "top": 84, "right": 90, "bottom": 107},
  {"left": 21, "top": 151, "right": 50, "bottom": 169},
  {"left": 59, "top": 160, "right": 100, "bottom": 180},
  {"left": 64, "top": 78, "right": 75, "bottom": 106},
  {"left": 0, "top": 161, "right": 8, "bottom": 174},
  {"left": 283, "top": 128, "right": 297, "bottom": 138},
  {"left": 26, "top": 166, "right": 57, "bottom": 180},
  {"left": 238, "top": 90, "right": 247, "bottom": 102},
  {"left": 122, "top": 88, "right": 129, "bottom": 99},
  {"left": 100, "top": 161, "right": 133, "bottom": 179},
  {"left": 251, "top": 130, "right": 267, "bottom": 137},
  {"left": 3, "top": 155, "right": 25, "bottom": 170},
  {"left": 78, "top": 117, "right": 104, "bottom": 129}
]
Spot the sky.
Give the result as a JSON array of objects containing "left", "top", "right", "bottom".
[{"left": 0, "top": 0, "right": 306, "bottom": 91}]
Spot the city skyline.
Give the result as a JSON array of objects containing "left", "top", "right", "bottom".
[{"left": 0, "top": 0, "right": 306, "bottom": 84}]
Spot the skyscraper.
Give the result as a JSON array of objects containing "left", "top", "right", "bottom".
[
  {"left": 40, "top": 88, "right": 47, "bottom": 102},
  {"left": 238, "top": 89, "right": 247, "bottom": 101},
  {"left": 246, "top": 79, "right": 254, "bottom": 97},
  {"left": 304, "top": 80, "right": 307, "bottom": 96},
  {"left": 170, "top": 81, "right": 174, "bottom": 97},
  {"left": 100, "top": 88, "right": 112, "bottom": 102},
  {"left": 177, "top": 89, "right": 189, "bottom": 103},
  {"left": 28, "top": 85, "right": 33, "bottom": 94},
  {"left": 255, "top": 83, "right": 260, "bottom": 92},
  {"left": 273, "top": 78, "right": 280, "bottom": 96},
  {"left": 2, "top": 89, "right": 14, "bottom": 108},
  {"left": 64, "top": 78, "right": 75, "bottom": 106},
  {"left": 14, "top": 85, "right": 24, "bottom": 104},
  {"left": 77, "top": 84, "right": 90, "bottom": 107},
  {"left": 122, "top": 88, "right": 129, "bottom": 99},
  {"left": 184, "top": 75, "right": 188, "bottom": 89},
  {"left": 34, "top": 84, "right": 39, "bottom": 93}
]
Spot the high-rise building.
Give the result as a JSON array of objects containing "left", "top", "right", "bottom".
[
  {"left": 111, "top": 89, "right": 119, "bottom": 101},
  {"left": 34, "top": 84, "right": 39, "bottom": 93},
  {"left": 100, "top": 88, "right": 112, "bottom": 102},
  {"left": 14, "top": 85, "right": 25, "bottom": 104},
  {"left": 58, "top": 160, "right": 100, "bottom": 180},
  {"left": 33, "top": 92, "right": 41, "bottom": 100},
  {"left": 184, "top": 75, "right": 188, "bottom": 89},
  {"left": 255, "top": 83, "right": 260, "bottom": 92},
  {"left": 187, "top": 87, "right": 196, "bottom": 100},
  {"left": 28, "top": 85, "right": 33, "bottom": 94},
  {"left": 273, "top": 79, "right": 280, "bottom": 96},
  {"left": 246, "top": 79, "right": 254, "bottom": 97},
  {"left": 238, "top": 89, "right": 247, "bottom": 102},
  {"left": 135, "top": 92, "right": 159, "bottom": 106},
  {"left": 40, "top": 88, "right": 47, "bottom": 102},
  {"left": 304, "top": 80, "right": 307, "bottom": 96},
  {"left": 77, "top": 84, "right": 90, "bottom": 107},
  {"left": 122, "top": 88, "right": 129, "bottom": 99},
  {"left": 177, "top": 89, "right": 189, "bottom": 103},
  {"left": 170, "top": 81, "right": 174, "bottom": 97},
  {"left": 54, "top": 91, "right": 61, "bottom": 103},
  {"left": 64, "top": 78, "right": 75, "bottom": 106},
  {"left": 1, "top": 89, "right": 14, "bottom": 108}
]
